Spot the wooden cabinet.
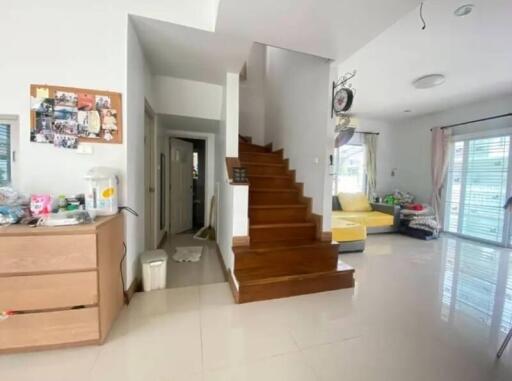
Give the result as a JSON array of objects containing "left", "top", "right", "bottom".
[{"left": 0, "top": 214, "right": 124, "bottom": 353}]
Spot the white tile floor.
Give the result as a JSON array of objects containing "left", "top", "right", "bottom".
[
  {"left": 164, "top": 234, "right": 226, "bottom": 289},
  {"left": 1, "top": 234, "right": 512, "bottom": 380}
]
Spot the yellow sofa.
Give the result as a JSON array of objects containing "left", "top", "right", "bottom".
[{"left": 331, "top": 194, "right": 400, "bottom": 252}]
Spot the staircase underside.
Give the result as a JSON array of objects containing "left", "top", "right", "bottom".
[{"left": 231, "top": 139, "right": 355, "bottom": 303}]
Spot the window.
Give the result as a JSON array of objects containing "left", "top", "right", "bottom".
[
  {"left": 332, "top": 144, "right": 366, "bottom": 194},
  {"left": 444, "top": 135, "right": 510, "bottom": 244},
  {"left": 0, "top": 123, "right": 11, "bottom": 186}
]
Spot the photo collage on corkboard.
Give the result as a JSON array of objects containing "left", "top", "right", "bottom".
[{"left": 30, "top": 84, "right": 122, "bottom": 149}]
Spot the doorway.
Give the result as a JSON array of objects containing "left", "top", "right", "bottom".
[
  {"left": 144, "top": 102, "right": 155, "bottom": 250},
  {"left": 169, "top": 138, "right": 194, "bottom": 234},
  {"left": 166, "top": 133, "right": 224, "bottom": 289},
  {"left": 182, "top": 138, "right": 206, "bottom": 231},
  {"left": 444, "top": 132, "right": 512, "bottom": 246}
]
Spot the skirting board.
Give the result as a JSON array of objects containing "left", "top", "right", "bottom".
[
  {"left": 157, "top": 231, "right": 167, "bottom": 249},
  {"left": 125, "top": 277, "right": 141, "bottom": 304},
  {"left": 232, "top": 235, "right": 250, "bottom": 247}
]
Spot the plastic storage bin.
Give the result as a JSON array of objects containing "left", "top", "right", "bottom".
[{"left": 140, "top": 250, "right": 168, "bottom": 291}]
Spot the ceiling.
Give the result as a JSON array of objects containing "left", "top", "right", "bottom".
[
  {"left": 215, "top": 0, "right": 419, "bottom": 61},
  {"left": 158, "top": 114, "right": 219, "bottom": 134},
  {"left": 336, "top": 0, "right": 512, "bottom": 121},
  {"left": 133, "top": 0, "right": 419, "bottom": 84},
  {"left": 132, "top": 15, "right": 252, "bottom": 84}
]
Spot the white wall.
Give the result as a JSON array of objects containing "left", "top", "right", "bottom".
[
  {"left": 388, "top": 95, "right": 512, "bottom": 203},
  {"left": 0, "top": 0, "right": 219, "bottom": 289},
  {"left": 215, "top": 73, "right": 246, "bottom": 274},
  {"left": 239, "top": 43, "right": 266, "bottom": 145},
  {"left": 264, "top": 47, "right": 331, "bottom": 228},
  {"left": 152, "top": 76, "right": 223, "bottom": 120},
  {"left": 126, "top": 18, "right": 156, "bottom": 285}
]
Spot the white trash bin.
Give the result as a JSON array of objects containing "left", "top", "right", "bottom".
[{"left": 140, "top": 250, "right": 168, "bottom": 291}]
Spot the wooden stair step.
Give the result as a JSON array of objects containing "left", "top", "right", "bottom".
[
  {"left": 249, "top": 188, "right": 299, "bottom": 205},
  {"left": 239, "top": 142, "right": 268, "bottom": 153},
  {"left": 234, "top": 261, "right": 355, "bottom": 303},
  {"left": 249, "top": 204, "right": 308, "bottom": 223},
  {"left": 240, "top": 162, "right": 287, "bottom": 176},
  {"left": 234, "top": 239, "right": 330, "bottom": 253},
  {"left": 240, "top": 151, "right": 283, "bottom": 164},
  {"left": 234, "top": 241, "right": 338, "bottom": 273},
  {"left": 248, "top": 174, "right": 294, "bottom": 189},
  {"left": 249, "top": 222, "right": 316, "bottom": 243}
]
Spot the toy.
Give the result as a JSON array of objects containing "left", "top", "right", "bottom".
[{"left": 30, "top": 194, "right": 53, "bottom": 216}]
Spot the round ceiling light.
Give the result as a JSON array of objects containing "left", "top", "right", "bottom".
[
  {"left": 412, "top": 74, "right": 446, "bottom": 89},
  {"left": 454, "top": 4, "right": 474, "bottom": 17}
]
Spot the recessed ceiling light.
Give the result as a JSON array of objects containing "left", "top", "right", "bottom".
[
  {"left": 404, "top": 109, "right": 412, "bottom": 113},
  {"left": 454, "top": 4, "right": 474, "bottom": 17},
  {"left": 412, "top": 74, "right": 446, "bottom": 89}
]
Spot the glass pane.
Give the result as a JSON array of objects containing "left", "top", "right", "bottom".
[
  {"left": 445, "top": 136, "right": 510, "bottom": 244},
  {"left": 461, "top": 137, "right": 509, "bottom": 242},
  {"left": 0, "top": 123, "right": 10, "bottom": 185},
  {"left": 332, "top": 144, "right": 366, "bottom": 194}
]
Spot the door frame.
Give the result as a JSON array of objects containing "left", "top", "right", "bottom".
[
  {"left": 166, "top": 130, "right": 215, "bottom": 233},
  {"left": 442, "top": 127, "right": 512, "bottom": 247},
  {"left": 144, "top": 100, "right": 156, "bottom": 250}
]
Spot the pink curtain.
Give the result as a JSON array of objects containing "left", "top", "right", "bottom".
[{"left": 431, "top": 127, "right": 451, "bottom": 226}]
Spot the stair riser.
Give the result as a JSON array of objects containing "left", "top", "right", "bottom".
[
  {"left": 239, "top": 143, "right": 267, "bottom": 153},
  {"left": 249, "top": 207, "right": 307, "bottom": 224},
  {"left": 250, "top": 191, "right": 299, "bottom": 205},
  {"left": 236, "top": 271, "right": 355, "bottom": 303},
  {"left": 249, "top": 177, "right": 293, "bottom": 189},
  {"left": 240, "top": 152, "right": 283, "bottom": 164},
  {"left": 250, "top": 225, "right": 316, "bottom": 243},
  {"left": 243, "top": 165, "right": 287, "bottom": 176},
  {"left": 235, "top": 246, "right": 337, "bottom": 273}
]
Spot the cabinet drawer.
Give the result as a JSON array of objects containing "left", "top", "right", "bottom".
[
  {"left": 0, "top": 307, "right": 100, "bottom": 351},
  {"left": 0, "top": 234, "right": 97, "bottom": 275},
  {"left": 0, "top": 271, "right": 98, "bottom": 311}
]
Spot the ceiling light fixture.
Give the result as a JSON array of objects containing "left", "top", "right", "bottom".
[
  {"left": 404, "top": 109, "right": 412, "bottom": 113},
  {"left": 454, "top": 4, "right": 475, "bottom": 17},
  {"left": 412, "top": 74, "right": 446, "bottom": 89}
]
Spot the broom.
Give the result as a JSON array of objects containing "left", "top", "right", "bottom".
[{"left": 193, "top": 195, "right": 216, "bottom": 240}]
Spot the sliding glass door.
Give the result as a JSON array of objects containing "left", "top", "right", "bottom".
[{"left": 444, "top": 134, "right": 512, "bottom": 246}]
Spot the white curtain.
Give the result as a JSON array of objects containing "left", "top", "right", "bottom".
[
  {"left": 364, "top": 134, "right": 378, "bottom": 198},
  {"left": 431, "top": 127, "right": 452, "bottom": 225}
]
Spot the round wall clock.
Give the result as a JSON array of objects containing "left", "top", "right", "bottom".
[{"left": 332, "top": 88, "right": 354, "bottom": 114}]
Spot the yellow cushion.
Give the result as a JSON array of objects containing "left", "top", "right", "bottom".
[
  {"left": 331, "top": 218, "right": 366, "bottom": 242},
  {"left": 337, "top": 192, "right": 371, "bottom": 212},
  {"left": 332, "top": 211, "right": 394, "bottom": 228}
]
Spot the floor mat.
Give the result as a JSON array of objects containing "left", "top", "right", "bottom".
[{"left": 172, "top": 246, "right": 203, "bottom": 262}]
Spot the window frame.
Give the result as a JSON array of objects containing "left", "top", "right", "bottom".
[
  {"left": 0, "top": 116, "right": 19, "bottom": 188},
  {"left": 332, "top": 142, "right": 367, "bottom": 195},
  {"left": 442, "top": 127, "right": 512, "bottom": 247}
]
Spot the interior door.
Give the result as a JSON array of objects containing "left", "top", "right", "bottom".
[
  {"left": 170, "top": 138, "right": 193, "bottom": 234},
  {"left": 144, "top": 109, "right": 155, "bottom": 249}
]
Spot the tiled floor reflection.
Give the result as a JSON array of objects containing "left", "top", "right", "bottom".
[{"left": 1, "top": 234, "right": 511, "bottom": 380}]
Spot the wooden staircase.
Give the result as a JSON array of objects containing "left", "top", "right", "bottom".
[{"left": 232, "top": 138, "right": 355, "bottom": 303}]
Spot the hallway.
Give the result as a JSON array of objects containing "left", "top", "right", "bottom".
[{"left": 162, "top": 234, "right": 226, "bottom": 289}]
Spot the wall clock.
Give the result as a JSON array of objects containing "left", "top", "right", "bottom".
[
  {"left": 331, "top": 70, "right": 356, "bottom": 118},
  {"left": 332, "top": 88, "right": 354, "bottom": 114}
]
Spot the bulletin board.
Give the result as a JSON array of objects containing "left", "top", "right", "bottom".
[{"left": 30, "top": 84, "right": 123, "bottom": 148}]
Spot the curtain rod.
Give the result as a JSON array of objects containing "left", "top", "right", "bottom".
[
  {"left": 430, "top": 113, "right": 512, "bottom": 131},
  {"left": 354, "top": 131, "right": 380, "bottom": 135}
]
